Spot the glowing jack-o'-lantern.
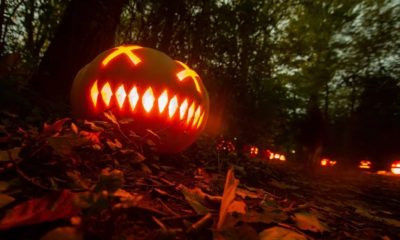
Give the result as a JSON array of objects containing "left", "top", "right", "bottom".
[
  {"left": 71, "top": 45, "right": 209, "bottom": 153},
  {"left": 216, "top": 140, "right": 236, "bottom": 153},
  {"left": 267, "top": 151, "right": 286, "bottom": 161},
  {"left": 391, "top": 161, "right": 400, "bottom": 175},
  {"left": 247, "top": 146, "right": 259, "bottom": 158},
  {"left": 359, "top": 160, "right": 372, "bottom": 170},
  {"left": 320, "top": 158, "right": 336, "bottom": 167}
]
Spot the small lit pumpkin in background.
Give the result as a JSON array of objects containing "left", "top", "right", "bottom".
[
  {"left": 320, "top": 158, "right": 336, "bottom": 167},
  {"left": 391, "top": 161, "right": 400, "bottom": 175},
  {"left": 71, "top": 45, "right": 209, "bottom": 153},
  {"left": 358, "top": 160, "right": 372, "bottom": 170},
  {"left": 249, "top": 146, "right": 259, "bottom": 158},
  {"left": 243, "top": 145, "right": 259, "bottom": 158},
  {"left": 264, "top": 149, "right": 286, "bottom": 162},
  {"left": 216, "top": 139, "right": 236, "bottom": 153}
]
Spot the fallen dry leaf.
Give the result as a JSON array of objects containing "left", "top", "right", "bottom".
[
  {"left": 293, "top": 211, "right": 327, "bottom": 233},
  {"left": 217, "top": 168, "right": 240, "bottom": 230},
  {"left": 259, "top": 226, "right": 307, "bottom": 240},
  {"left": 0, "top": 190, "right": 79, "bottom": 231}
]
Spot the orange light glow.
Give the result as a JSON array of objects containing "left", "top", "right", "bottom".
[
  {"left": 187, "top": 102, "right": 195, "bottom": 124},
  {"left": 330, "top": 160, "right": 337, "bottom": 166},
  {"left": 90, "top": 80, "right": 99, "bottom": 107},
  {"left": 87, "top": 79, "right": 206, "bottom": 130},
  {"left": 128, "top": 87, "right": 139, "bottom": 111},
  {"left": 320, "top": 159, "right": 328, "bottom": 166},
  {"left": 179, "top": 99, "right": 188, "bottom": 120},
  {"left": 279, "top": 155, "right": 286, "bottom": 161},
  {"left": 269, "top": 152, "right": 274, "bottom": 160},
  {"left": 391, "top": 161, "right": 400, "bottom": 174},
  {"left": 102, "top": 46, "right": 142, "bottom": 67},
  {"left": 192, "top": 106, "right": 202, "bottom": 127},
  {"left": 176, "top": 61, "right": 202, "bottom": 94},
  {"left": 196, "top": 113, "right": 205, "bottom": 129},
  {"left": 359, "top": 160, "right": 371, "bottom": 169},
  {"left": 250, "top": 146, "right": 259, "bottom": 157},
  {"left": 115, "top": 85, "right": 127, "bottom": 108},
  {"left": 101, "top": 82, "right": 113, "bottom": 106},
  {"left": 274, "top": 153, "right": 280, "bottom": 159},
  {"left": 142, "top": 87, "right": 155, "bottom": 113},
  {"left": 158, "top": 90, "right": 168, "bottom": 114},
  {"left": 168, "top": 96, "right": 178, "bottom": 118}
]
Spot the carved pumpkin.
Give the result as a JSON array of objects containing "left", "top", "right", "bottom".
[
  {"left": 391, "top": 161, "right": 400, "bottom": 175},
  {"left": 71, "top": 45, "right": 209, "bottom": 153},
  {"left": 359, "top": 160, "right": 372, "bottom": 170},
  {"left": 320, "top": 158, "right": 336, "bottom": 167},
  {"left": 249, "top": 146, "right": 259, "bottom": 158},
  {"left": 216, "top": 139, "right": 235, "bottom": 153}
]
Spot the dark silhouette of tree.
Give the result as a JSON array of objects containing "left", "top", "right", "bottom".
[{"left": 30, "top": 0, "right": 128, "bottom": 102}]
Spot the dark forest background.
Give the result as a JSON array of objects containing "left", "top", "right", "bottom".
[{"left": 0, "top": 0, "right": 399, "bottom": 169}]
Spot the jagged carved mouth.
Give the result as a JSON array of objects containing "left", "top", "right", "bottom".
[{"left": 89, "top": 80, "right": 205, "bottom": 129}]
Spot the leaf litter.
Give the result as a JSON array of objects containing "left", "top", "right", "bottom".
[{"left": 0, "top": 112, "right": 399, "bottom": 239}]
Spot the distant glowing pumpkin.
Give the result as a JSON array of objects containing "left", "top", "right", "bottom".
[
  {"left": 359, "top": 160, "right": 372, "bottom": 170},
  {"left": 216, "top": 140, "right": 236, "bottom": 153},
  {"left": 266, "top": 150, "right": 286, "bottom": 161},
  {"left": 320, "top": 158, "right": 336, "bottom": 167},
  {"left": 391, "top": 161, "right": 400, "bottom": 175},
  {"left": 71, "top": 45, "right": 209, "bottom": 153},
  {"left": 248, "top": 146, "right": 259, "bottom": 158}
]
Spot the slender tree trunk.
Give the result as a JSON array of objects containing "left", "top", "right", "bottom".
[
  {"left": 0, "top": 0, "right": 7, "bottom": 56},
  {"left": 30, "top": 0, "right": 128, "bottom": 102}
]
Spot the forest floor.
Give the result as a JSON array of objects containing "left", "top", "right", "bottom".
[{"left": 0, "top": 112, "right": 399, "bottom": 240}]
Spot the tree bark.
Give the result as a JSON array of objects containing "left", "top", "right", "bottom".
[{"left": 30, "top": 0, "right": 128, "bottom": 102}]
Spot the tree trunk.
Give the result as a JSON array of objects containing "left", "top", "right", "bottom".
[
  {"left": 0, "top": 0, "right": 7, "bottom": 56},
  {"left": 30, "top": 0, "right": 128, "bottom": 102}
]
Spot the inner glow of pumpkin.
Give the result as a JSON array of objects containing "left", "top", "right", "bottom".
[
  {"left": 102, "top": 46, "right": 142, "bottom": 67},
  {"left": 89, "top": 81, "right": 205, "bottom": 129},
  {"left": 176, "top": 61, "right": 202, "bottom": 94},
  {"left": 90, "top": 80, "right": 99, "bottom": 107},
  {"left": 186, "top": 102, "right": 195, "bottom": 125},
  {"left": 359, "top": 160, "right": 371, "bottom": 169},
  {"left": 168, "top": 96, "right": 178, "bottom": 118},
  {"left": 101, "top": 82, "right": 113, "bottom": 106},
  {"left": 192, "top": 106, "right": 202, "bottom": 127},
  {"left": 321, "top": 159, "right": 328, "bottom": 166},
  {"left": 180, "top": 99, "right": 188, "bottom": 120},
  {"left": 142, "top": 87, "right": 155, "bottom": 113},
  {"left": 116, "top": 85, "right": 127, "bottom": 108},
  {"left": 391, "top": 161, "right": 400, "bottom": 174},
  {"left": 250, "top": 147, "right": 259, "bottom": 155},
  {"left": 128, "top": 87, "right": 139, "bottom": 111},
  {"left": 197, "top": 113, "right": 205, "bottom": 128},
  {"left": 158, "top": 90, "right": 168, "bottom": 114}
]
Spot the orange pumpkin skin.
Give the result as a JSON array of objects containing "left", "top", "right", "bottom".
[{"left": 71, "top": 45, "right": 209, "bottom": 153}]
